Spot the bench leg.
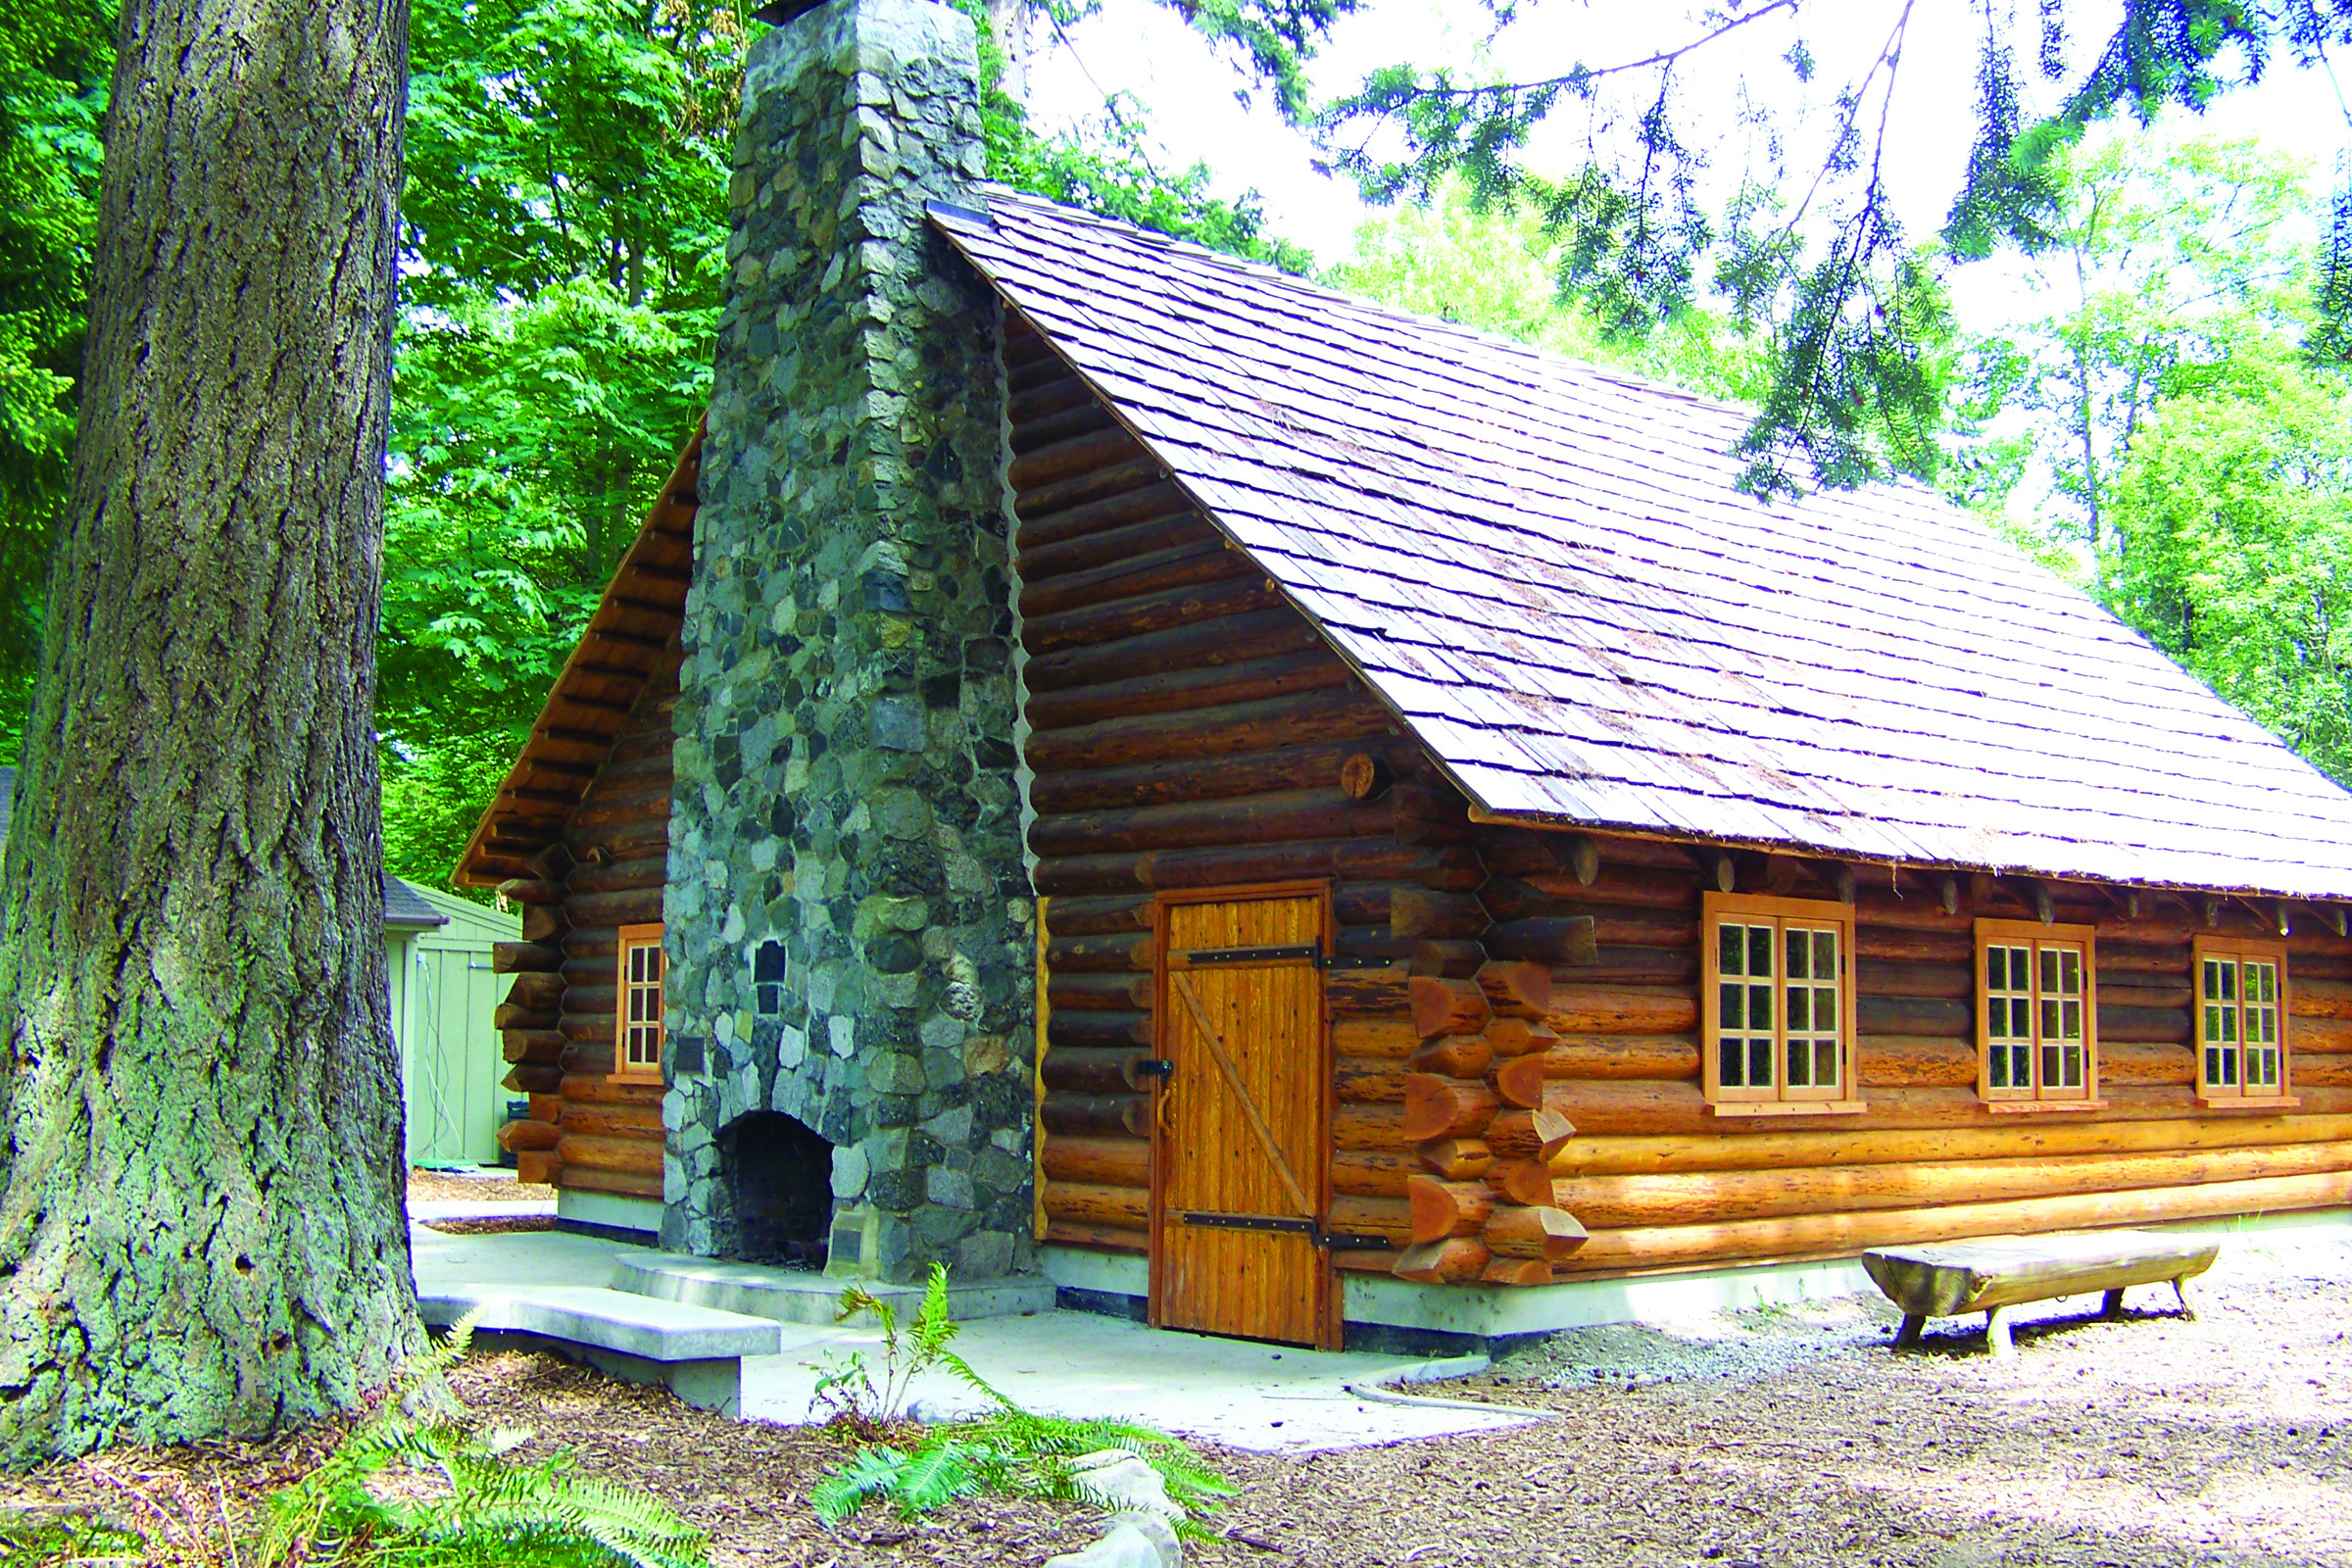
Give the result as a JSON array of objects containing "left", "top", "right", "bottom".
[
  {"left": 1984, "top": 1306, "right": 2015, "bottom": 1358},
  {"left": 2100, "top": 1288, "right": 2127, "bottom": 1320},
  {"left": 2173, "top": 1275, "right": 2197, "bottom": 1320},
  {"left": 1892, "top": 1313, "right": 1926, "bottom": 1350}
]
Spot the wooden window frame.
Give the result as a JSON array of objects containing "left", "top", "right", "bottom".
[
  {"left": 1700, "top": 893, "right": 1864, "bottom": 1118},
  {"left": 612, "top": 921, "right": 666, "bottom": 1084},
  {"left": 1974, "top": 919, "right": 2104, "bottom": 1112},
  {"left": 2193, "top": 936, "right": 2296, "bottom": 1108}
]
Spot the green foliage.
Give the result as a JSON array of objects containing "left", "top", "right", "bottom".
[
  {"left": 0, "top": 1511, "right": 144, "bottom": 1566},
  {"left": 0, "top": 0, "right": 111, "bottom": 762},
  {"left": 258, "top": 1310, "right": 709, "bottom": 1568},
  {"left": 809, "top": 1264, "right": 1232, "bottom": 1536}
]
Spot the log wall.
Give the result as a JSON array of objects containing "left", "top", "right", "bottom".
[{"left": 491, "top": 657, "right": 679, "bottom": 1199}]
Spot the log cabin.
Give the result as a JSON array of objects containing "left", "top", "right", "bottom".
[{"left": 455, "top": 0, "right": 2352, "bottom": 1349}]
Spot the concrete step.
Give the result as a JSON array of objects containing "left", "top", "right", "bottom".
[
  {"left": 610, "top": 1250, "right": 1056, "bottom": 1326},
  {"left": 420, "top": 1284, "right": 783, "bottom": 1415}
]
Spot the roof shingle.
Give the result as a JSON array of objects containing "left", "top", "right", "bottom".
[{"left": 936, "top": 190, "right": 2352, "bottom": 900}]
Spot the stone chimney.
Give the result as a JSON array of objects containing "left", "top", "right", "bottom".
[{"left": 662, "top": 0, "right": 1034, "bottom": 1284}]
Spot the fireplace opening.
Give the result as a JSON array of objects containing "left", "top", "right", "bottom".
[{"left": 716, "top": 1110, "right": 834, "bottom": 1268}]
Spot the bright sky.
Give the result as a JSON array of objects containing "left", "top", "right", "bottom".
[{"left": 1023, "top": 0, "right": 2350, "bottom": 330}]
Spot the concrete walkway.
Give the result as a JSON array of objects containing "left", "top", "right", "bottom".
[{"left": 412, "top": 1221, "right": 1542, "bottom": 1452}]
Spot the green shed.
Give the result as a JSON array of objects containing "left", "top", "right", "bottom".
[{"left": 385, "top": 876, "right": 519, "bottom": 1167}]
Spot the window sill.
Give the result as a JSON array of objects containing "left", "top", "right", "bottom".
[
  {"left": 1706, "top": 1100, "right": 1868, "bottom": 1118},
  {"left": 608, "top": 1071, "right": 664, "bottom": 1087},
  {"left": 1981, "top": 1098, "right": 2108, "bottom": 1114},
  {"left": 2195, "top": 1094, "right": 2300, "bottom": 1110}
]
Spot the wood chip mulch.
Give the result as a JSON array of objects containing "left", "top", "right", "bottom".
[
  {"left": 406, "top": 1168, "right": 556, "bottom": 1205},
  {"left": 4, "top": 1244, "right": 2348, "bottom": 1566},
  {"left": 421, "top": 1214, "right": 559, "bottom": 1236}
]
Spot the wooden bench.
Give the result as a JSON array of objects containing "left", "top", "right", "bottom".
[{"left": 1860, "top": 1231, "right": 2220, "bottom": 1356}]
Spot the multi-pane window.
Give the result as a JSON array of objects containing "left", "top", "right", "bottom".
[
  {"left": 615, "top": 922, "right": 666, "bottom": 1081},
  {"left": 2195, "top": 938, "right": 2288, "bottom": 1102},
  {"left": 1703, "top": 895, "right": 1858, "bottom": 1110},
  {"left": 1975, "top": 921, "right": 2096, "bottom": 1104}
]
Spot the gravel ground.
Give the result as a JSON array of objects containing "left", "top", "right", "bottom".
[
  {"left": 406, "top": 1167, "right": 554, "bottom": 1205},
  {"left": 7, "top": 1230, "right": 2348, "bottom": 1566}
]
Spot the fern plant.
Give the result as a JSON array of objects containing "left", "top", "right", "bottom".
[
  {"left": 256, "top": 1309, "right": 709, "bottom": 1568},
  {"left": 809, "top": 1265, "right": 1232, "bottom": 1537}
]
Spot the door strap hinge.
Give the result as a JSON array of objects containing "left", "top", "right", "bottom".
[
  {"left": 1314, "top": 953, "right": 1396, "bottom": 971},
  {"left": 1178, "top": 1210, "right": 1390, "bottom": 1250},
  {"left": 1183, "top": 943, "right": 1318, "bottom": 965}
]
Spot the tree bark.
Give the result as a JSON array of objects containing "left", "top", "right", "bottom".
[{"left": 0, "top": 0, "right": 416, "bottom": 1462}]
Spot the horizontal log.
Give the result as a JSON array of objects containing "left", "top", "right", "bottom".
[
  {"left": 1488, "top": 1054, "right": 1549, "bottom": 1108},
  {"left": 1407, "top": 1175, "right": 1495, "bottom": 1243},
  {"left": 1544, "top": 988, "right": 1697, "bottom": 1037},
  {"left": 503, "top": 1063, "right": 564, "bottom": 1094},
  {"left": 1012, "top": 454, "right": 1171, "bottom": 532},
  {"left": 1854, "top": 928, "right": 1971, "bottom": 965},
  {"left": 1545, "top": 1078, "right": 2352, "bottom": 1138},
  {"left": 497, "top": 1119, "right": 562, "bottom": 1152},
  {"left": 567, "top": 855, "right": 667, "bottom": 896},
  {"left": 1483, "top": 1205, "right": 1588, "bottom": 1261},
  {"left": 1410, "top": 977, "right": 1491, "bottom": 1039},
  {"left": 1334, "top": 1102, "right": 1409, "bottom": 1151},
  {"left": 1042, "top": 1135, "right": 1152, "bottom": 1188},
  {"left": 558, "top": 1042, "right": 615, "bottom": 1077},
  {"left": 1560, "top": 1169, "right": 2352, "bottom": 1275},
  {"left": 498, "top": 877, "right": 565, "bottom": 906},
  {"left": 1023, "top": 684, "right": 1394, "bottom": 773},
  {"left": 1393, "top": 1238, "right": 1491, "bottom": 1283},
  {"left": 502, "top": 1029, "right": 566, "bottom": 1065},
  {"left": 1326, "top": 963, "right": 1412, "bottom": 1021},
  {"left": 515, "top": 1150, "right": 562, "bottom": 1186},
  {"left": 1482, "top": 1257, "right": 1555, "bottom": 1286},
  {"left": 1477, "top": 960, "right": 1551, "bottom": 1018},
  {"left": 567, "top": 787, "right": 673, "bottom": 834},
  {"left": 2293, "top": 1014, "right": 2352, "bottom": 1053},
  {"left": 1007, "top": 423, "right": 1152, "bottom": 496},
  {"left": 1043, "top": 895, "right": 1154, "bottom": 938},
  {"left": 2099, "top": 1040, "right": 2194, "bottom": 1085},
  {"left": 1028, "top": 787, "right": 1400, "bottom": 859},
  {"left": 1030, "top": 738, "right": 1421, "bottom": 818},
  {"left": 2100, "top": 980, "right": 2193, "bottom": 1012},
  {"left": 1047, "top": 932, "right": 1153, "bottom": 973},
  {"left": 493, "top": 942, "right": 564, "bottom": 974},
  {"left": 1855, "top": 958, "right": 1970, "bottom": 1002},
  {"left": 494, "top": 1003, "right": 562, "bottom": 1032},
  {"left": 1484, "top": 917, "right": 1602, "bottom": 966},
  {"left": 1018, "top": 509, "right": 1221, "bottom": 585},
  {"left": 1037, "top": 840, "right": 1481, "bottom": 898},
  {"left": 1854, "top": 1036, "right": 1976, "bottom": 1089},
  {"left": 1335, "top": 1017, "right": 1422, "bottom": 1058},
  {"left": 1048, "top": 1010, "right": 1152, "bottom": 1051},
  {"left": 567, "top": 886, "right": 664, "bottom": 929},
  {"left": 1544, "top": 1034, "right": 1699, "bottom": 1082},
  {"left": 1042, "top": 1092, "right": 1150, "bottom": 1138},
  {"left": 521, "top": 906, "right": 566, "bottom": 944},
  {"left": 1500, "top": 865, "right": 1702, "bottom": 915},
  {"left": 1048, "top": 972, "right": 1154, "bottom": 1012},
  {"left": 1580, "top": 945, "right": 1701, "bottom": 987},
  {"left": 557, "top": 1134, "right": 662, "bottom": 1178},
  {"left": 1333, "top": 1149, "right": 1418, "bottom": 1199},
  {"left": 527, "top": 1093, "right": 564, "bottom": 1123},
  {"left": 559, "top": 1012, "right": 616, "bottom": 1046},
  {"left": 504, "top": 970, "right": 566, "bottom": 1011},
  {"left": 1012, "top": 470, "right": 1191, "bottom": 554},
  {"left": 560, "top": 1164, "right": 662, "bottom": 1201},
  {"left": 1336, "top": 1055, "right": 1408, "bottom": 1104},
  {"left": 1043, "top": 1220, "right": 1152, "bottom": 1253},
  {"left": 1042, "top": 1046, "right": 1153, "bottom": 1095},
  {"left": 1549, "top": 1140, "right": 2352, "bottom": 1231},
  {"left": 1025, "top": 647, "right": 1351, "bottom": 732},
  {"left": 1551, "top": 1112, "right": 2352, "bottom": 1177},
  {"left": 1403, "top": 1074, "right": 1496, "bottom": 1140},
  {"left": 2296, "top": 979, "right": 2352, "bottom": 1020},
  {"left": 1043, "top": 1181, "right": 1149, "bottom": 1229},
  {"left": 1485, "top": 1157, "right": 1553, "bottom": 1206},
  {"left": 1858, "top": 995, "right": 1970, "bottom": 1038},
  {"left": 2098, "top": 939, "right": 2194, "bottom": 974},
  {"left": 1329, "top": 1195, "right": 1413, "bottom": 1246},
  {"left": 1023, "top": 575, "right": 1291, "bottom": 660},
  {"left": 1487, "top": 1106, "right": 1576, "bottom": 1162},
  {"left": 2099, "top": 1004, "right": 2191, "bottom": 1045},
  {"left": 1409, "top": 939, "right": 1487, "bottom": 977},
  {"left": 557, "top": 1101, "right": 664, "bottom": 1141},
  {"left": 1408, "top": 1035, "right": 1493, "bottom": 1079},
  {"left": 1392, "top": 888, "right": 1493, "bottom": 941},
  {"left": 556, "top": 1073, "right": 663, "bottom": 1106},
  {"left": 1484, "top": 1018, "right": 1560, "bottom": 1059},
  {"left": 1415, "top": 1137, "right": 1494, "bottom": 1180}
]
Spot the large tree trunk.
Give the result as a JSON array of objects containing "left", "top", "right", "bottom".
[{"left": 0, "top": 0, "right": 418, "bottom": 1463}]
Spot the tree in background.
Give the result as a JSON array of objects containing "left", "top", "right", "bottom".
[
  {"left": 1967, "top": 130, "right": 2312, "bottom": 585},
  {"left": 0, "top": 0, "right": 111, "bottom": 763},
  {"left": 0, "top": 0, "right": 420, "bottom": 1462}
]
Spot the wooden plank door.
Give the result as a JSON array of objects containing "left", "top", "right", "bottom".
[{"left": 1152, "top": 889, "right": 1333, "bottom": 1348}]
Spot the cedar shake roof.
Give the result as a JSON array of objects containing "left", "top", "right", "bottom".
[
  {"left": 454, "top": 423, "right": 702, "bottom": 887},
  {"left": 933, "top": 188, "right": 2352, "bottom": 903}
]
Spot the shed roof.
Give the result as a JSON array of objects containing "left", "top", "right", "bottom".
[
  {"left": 933, "top": 189, "right": 2352, "bottom": 902},
  {"left": 383, "top": 875, "right": 451, "bottom": 930}
]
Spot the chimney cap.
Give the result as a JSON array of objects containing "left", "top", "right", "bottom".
[{"left": 751, "top": 0, "right": 828, "bottom": 22}]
